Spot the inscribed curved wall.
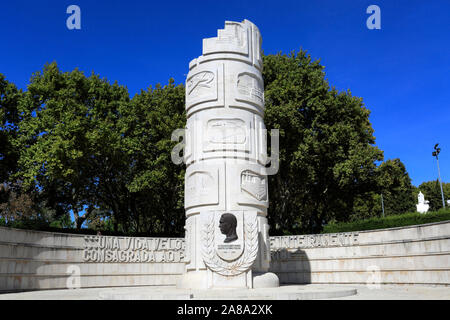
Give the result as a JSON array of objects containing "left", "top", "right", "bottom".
[
  {"left": 270, "top": 221, "right": 450, "bottom": 286},
  {"left": 0, "top": 220, "right": 448, "bottom": 292},
  {"left": 0, "top": 227, "right": 185, "bottom": 292}
]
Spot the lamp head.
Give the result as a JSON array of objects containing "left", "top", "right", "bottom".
[{"left": 433, "top": 143, "right": 441, "bottom": 157}]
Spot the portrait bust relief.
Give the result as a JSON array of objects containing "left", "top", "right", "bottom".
[{"left": 219, "top": 213, "right": 238, "bottom": 243}]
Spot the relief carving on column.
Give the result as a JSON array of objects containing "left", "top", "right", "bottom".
[
  {"left": 187, "top": 71, "right": 215, "bottom": 96},
  {"left": 236, "top": 72, "right": 264, "bottom": 104},
  {"left": 185, "top": 170, "right": 219, "bottom": 208},
  {"left": 207, "top": 119, "right": 246, "bottom": 145},
  {"left": 241, "top": 170, "right": 267, "bottom": 201},
  {"left": 201, "top": 211, "right": 258, "bottom": 276},
  {"left": 186, "top": 68, "right": 219, "bottom": 110}
]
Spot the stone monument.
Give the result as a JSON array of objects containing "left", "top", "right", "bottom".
[
  {"left": 416, "top": 191, "right": 430, "bottom": 214},
  {"left": 177, "top": 19, "right": 279, "bottom": 289}
]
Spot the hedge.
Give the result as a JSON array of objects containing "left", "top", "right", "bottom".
[
  {"left": 0, "top": 220, "right": 174, "bottom": 237},
  {"left": 322, "top": 208, "right": 450, "bottom": 233},
  {"left": 3, "top": 209, "right": 450, "bottom": 236}
]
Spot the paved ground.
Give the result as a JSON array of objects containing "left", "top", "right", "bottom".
[
  {"left": 327, "top": 284, "right": 450, "bottom": 300},
  {"left": 0, "top": 284, "right": 448, "bottom": 300},
  {"left": 0, "top": 285, "right": 356, "bottom": 300}
]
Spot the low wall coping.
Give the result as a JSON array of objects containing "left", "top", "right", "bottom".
[{"left": 1, "top": 219, "right": 449, "bottom": 239}]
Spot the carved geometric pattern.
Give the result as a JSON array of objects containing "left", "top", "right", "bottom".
[
  {"left": 236, "top": 73, "right": 263, "bottom": 104},
  {"left": 241, "top": 170, "right": 267, "bottom": 201}
]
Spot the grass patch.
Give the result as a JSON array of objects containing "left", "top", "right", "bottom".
[{"left": 322, "top": 208, "right": 450, "bottom": 233}]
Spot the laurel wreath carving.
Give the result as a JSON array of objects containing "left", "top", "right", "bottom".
[{"left": 202, "top": 214, "right": 258, "bottom": 276}]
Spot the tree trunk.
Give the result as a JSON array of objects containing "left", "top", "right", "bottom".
[{"left": 76, "top": 216, "right": 86, "bottom": 229}]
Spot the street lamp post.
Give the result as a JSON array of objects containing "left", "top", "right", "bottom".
[{"left": 432, "top": 143, "right": 446, "bottom": 209}]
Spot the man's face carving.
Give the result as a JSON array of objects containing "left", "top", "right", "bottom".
[{"left": 219, "top": 213, "right": 238, "bottom": 243}]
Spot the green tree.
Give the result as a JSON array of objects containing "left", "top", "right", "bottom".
[
  {"left": 352, "top": 191, "right": 382, "bottom": 221},
  {"left": 263, "top": 51, "right": 384, "bottom": 234},
  {"left": 9, "top": 53, "right": 420, "bottom": 236},
  {"left": 0, "top": 74, "right": 21, "bottom": 183},
  {"left": 14, "top": 62, "right": 131, "bottom": 229},
  {"left": 125, "top": 80, "right": 186, "bottom": 235},
  {"left": 14, "top": 63, "right": 186, "bottom": 234},
  {"left": 352, "top": 159, "right": 416, "bottom": 220},
  {"left": 377, "top": 159, "right": 416, "bottom": 215},
  {"left": 0, "top": 182, "right": 65, "bottom": 229},
  {"left": 0, "top": 185, "right": 34, "bottom": 223}
]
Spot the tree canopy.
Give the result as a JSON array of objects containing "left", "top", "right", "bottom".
[
  {"left": 0, "top": 51, "right": 424, "bottom": 235},
  {"left": 5, "top": 62, "right": 185, "bottom": 235},
  {"left": 0, "top": 74, "right": 21, "bottom": 182},
  {"left": 263, "top": 52, "right": 407, "bottom": 234}
]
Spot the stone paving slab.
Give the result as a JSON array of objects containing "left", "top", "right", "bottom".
[
  {"left": 0, "top": 285, "right": 356, "bottom": 300},
  {"left": 0, "top": 284, "right": 448, "bottom": 300},
  {"left": 326, "top": 284, "right": 450, "bottom": 300}
]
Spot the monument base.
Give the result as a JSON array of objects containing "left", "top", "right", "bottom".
[
  {"left": 177, "top": 271, "right": 279, "bottom": 289},
  {"left": 253, "top": 272, "right": 280, "bottom": 288},
  {"left": 176, "top": 270, "right": 208, "bottom": 289},
  {"left": 97, "top": 285, "right": 357, "bottom": 300}
]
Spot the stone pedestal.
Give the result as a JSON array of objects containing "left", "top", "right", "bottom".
[{"left": 178, "top": 20, "right": 279, "bottom": 289}]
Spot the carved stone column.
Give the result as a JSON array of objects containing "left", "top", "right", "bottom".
[{"left": 178, "top": 20, "right": 279, "bottom": 289}]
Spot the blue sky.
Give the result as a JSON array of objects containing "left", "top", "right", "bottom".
[{"left": 1, "top": 0, "right": 449, "bottom": 187}]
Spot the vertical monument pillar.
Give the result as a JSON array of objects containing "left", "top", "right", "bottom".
[{"left": 178, "top": 20, "right": 279, "bottom": 289}]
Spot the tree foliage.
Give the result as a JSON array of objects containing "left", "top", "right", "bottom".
[
  {"left": 13, "top": 62, "right": 131, "bottom": 229},
  {"left": 0, "top": 52, "right": 422, "bottom": 235},
  {"left": 10, "top": 62, "right": 185, "bottom": 234},
  {"left": 0, "top": 74, "right": 21, "bottom": 182},
  {"left": 352, "top": 159, "right": 416, "bottom": 221},
  {"left": 263, "top": 51, "right": 386, "bottom": 234}
]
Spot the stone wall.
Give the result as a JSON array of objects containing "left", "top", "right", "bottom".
[
  {"left": 0, "top": 227, "right": 185, "bottom": 292},
  {"left": 270, "top": 221, "right": 450, "bottom": 286},
  {"left": 1, "top": 221, "right": 449, "bottom": 292}
]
